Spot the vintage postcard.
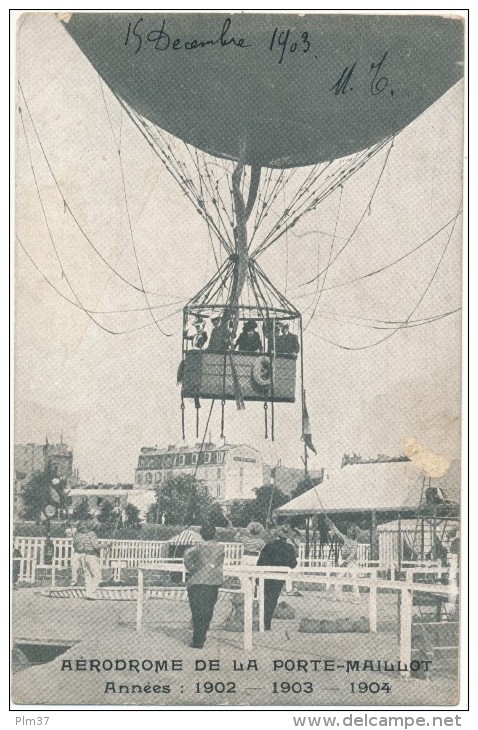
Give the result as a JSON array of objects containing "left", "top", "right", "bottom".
[{"left": 12, "top": 11, "right": 465, "bottom": 708}]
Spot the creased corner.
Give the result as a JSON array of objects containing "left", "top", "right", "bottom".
[{"left": 403, "top": 438, "right": 451, "bottom": 478}]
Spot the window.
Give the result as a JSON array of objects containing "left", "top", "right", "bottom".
[
  {"left": 216, "top": 484, "right": 221, "bottom": 497},
  {"left": 146, "top": 472, "right": 152, "bottom": 484},
  {"left": 217, "top": 468, "right": 222, "bottom": 479},
  {"left": 137, "top": 472, "right": 144, "bottom": 485},
  {"left": 166, "top": 471, "right": 172, "bottom": 481},
  {"left": 165, "top": 457, "right": 172, "bottom": 468},
  {"left": 155, "top": 472, "right": 162, "bottom": 483},
  {"left": 203, "top": 453, "right": 211, "bottom": 464},
  {"left": 191, "top": 454, "right": 198, "bottom": 464},
  {"left": 176, "top": 454, "right": 185, "bottom": 466},
  {"left": 149, "top": 458, "right": 155, "bottom": 468},
  {"left": 217, "top": 452, "right": 224, "bottom": 463},
  {"left": 114, "top": 497, "right": 120, "bottom": 507}
]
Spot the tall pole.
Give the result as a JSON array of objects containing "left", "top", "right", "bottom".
[{"left": 304, "top": 442, "right": 309, "bottom": 479}]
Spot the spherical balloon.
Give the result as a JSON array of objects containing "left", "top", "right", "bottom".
[{"left": 63, "top": 13, "right": 463, "bottom": 168}]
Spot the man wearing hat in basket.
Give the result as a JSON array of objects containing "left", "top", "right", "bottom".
[{"left": 235, "top": 320, "right": 262, "bottom": 353}]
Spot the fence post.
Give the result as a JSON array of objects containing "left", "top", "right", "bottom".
[
  {"left": 369, "top": 570, "right": 377, "bottom": 633},
  {"left": 243, "top": 576, "right": 253, "bottom": 652},
  {"left": 400, "top": 586, "right": 413, "bottom": 675},
  {"left": 136, "top": 568, "right": 144, "bottom": 631},
  {"left": 258, "top": 577, "right": 265, "bottom": 633},
  {"left": 285, "top": 571, "right": 293, "bottom": 593}
]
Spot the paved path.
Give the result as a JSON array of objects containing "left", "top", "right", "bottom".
[{"left": 12, "top": 588, "right": 458, "bottom": 707}]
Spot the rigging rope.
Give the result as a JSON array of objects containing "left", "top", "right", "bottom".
[
  {"left": 303, "top": 185, "right": 343, "bottom": 332},
  {"left": 306, "top": 307, "right": 461, "bottom": 334},
  {"left": 315, "top": 203, "right": 461, "bottom": 351},
  {"left": 299, "top": 139, "right": 395, "bottom": 285},
  {"left": 19, "top": 83, "right": 169, "bottom": 299},
  {"left": 115, "top": 116, "right": 173, "bottom": 337},
  {"left": 19, "top": 104, "right": 140, "bottom": 337},
  {"left": 17, "top": 234, "right": 186, "bottom": 321},
  {"left": 294, "top": 209, "right": 462, "bottom": 300}
]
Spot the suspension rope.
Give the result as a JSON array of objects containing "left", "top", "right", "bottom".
[
  {"left": 295, "top": 209, "right": 463, "bottom": 298},
  {"left": 303, "top": 185, "right": 343, "bottom": 332},
  {"left": 316, "top": 203, "right": 461, "bottom": 351},
  {"left": 180, "top": 397, "right": 186, "bottom": 441},
  {"left": 18, "top": 104, "right": 141, "bottom": 337},
  {"left": 115, "top": 117, "right": 173, "bottom": 337},
  {"left": 194, "top": 396, "right": 201, "bottom": 439},
  {"left": 18, "top": 83, "right": 167, "bottom": 298},
  {"left": 300, "top": 139, "right": 395, "bottom": 286},
  {"left": 17, "top": 235, "right": 186, "bottom": 317}
]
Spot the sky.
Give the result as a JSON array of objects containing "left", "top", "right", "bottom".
[{"left": 14, "top": 13, "right": 463, "bottom": 484}]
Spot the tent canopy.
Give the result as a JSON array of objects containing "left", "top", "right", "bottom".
[
  {"left": 275, "top": 460, "right": 460, "bottom": 517},
  {"left": 167, "top": 528, "right": 203, "bottom": 546}
]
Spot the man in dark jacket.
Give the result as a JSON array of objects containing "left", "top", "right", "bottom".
[
  {"left": 235, "top": 320, "right": 262, "bottom": 353},
  {"left": 257, "top": 525, "right": 297, "bottom": 630}
]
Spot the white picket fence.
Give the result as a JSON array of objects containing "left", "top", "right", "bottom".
[
  {"left": 297, "top": 542, "right": 371, "bottom": 566},
  {"left": 13, "top": 537, "right": 244, "bottom": 583},
  {"left": 13, "top": 536, "right": 440, "bottom": 585}
]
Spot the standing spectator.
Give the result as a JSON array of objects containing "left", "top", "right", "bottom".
[
  {"left": 73, "top": 521, "right": 103, "bottom": 600},
  {"left": 12, "top": 546, "right": 22, "bottom": 586},
  {"left": 240, "top": 522, "right": 267, "bottom": 566},
  {"left": 256, "top": 525, "right": 297, "bottom": 630},
  {"left": 65, "top": 520, "right": 80, "bottom": 586},
  {"left": 183, "top": 525, "right": 225, "bottom": 649},
  {"left": 325, "top": 517, "right": 361, "bottom": 603}
]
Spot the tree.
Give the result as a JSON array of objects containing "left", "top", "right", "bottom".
[
  {"left": 146, "top": 502, "right": 161, "bottom": 524},
  {"left": 206, "top": 502, "right": 230, "bottom": 528},
  {"left": 123, "top": 503, "right": 141, "bottom": 529},
  {"left": 151, "top": 474, "right": 218, "bottom": 526},
  {"left": 21, "top": 466, "right": 69, "bottom": 521},
  {"left": 227, "top": 499, "right": 258, "bottom": 527},
  {"left": 71, "top": 498, "right": 92, "bottom": 521},
  {"left": 96, "top": 500, "right": 120, "bottom": 525},
  {"left": 251, "top": 484, "right": 289, "bottom": 525},
  {"left": 290, "top": 475, "right": 323, "bottom": 501},
  {"left": 228, "top": 485, "right": 289, "bottom": 527}
]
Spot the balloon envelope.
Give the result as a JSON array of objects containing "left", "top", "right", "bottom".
[{"left": 63, "top": 13, "right": 463, "bottom": 167}]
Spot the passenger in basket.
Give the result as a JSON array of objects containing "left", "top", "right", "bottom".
[
  {"left": 276, "top": 322, "right": 300, "bottom": 355},
  {"left": 184, "top": 525, "right": 225, "bottom": 649},
  {"left": 256, "top": 525, "right": 297, "bottom": 630},
  {"left": 208, "top": 316, "right": 232, "bottom": 352},
  {"left": 235, "top": 320, "right": 262, "bottom": 353},
  {"left": 184, "top": 315, "right": 208, "bottom": 349}
]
